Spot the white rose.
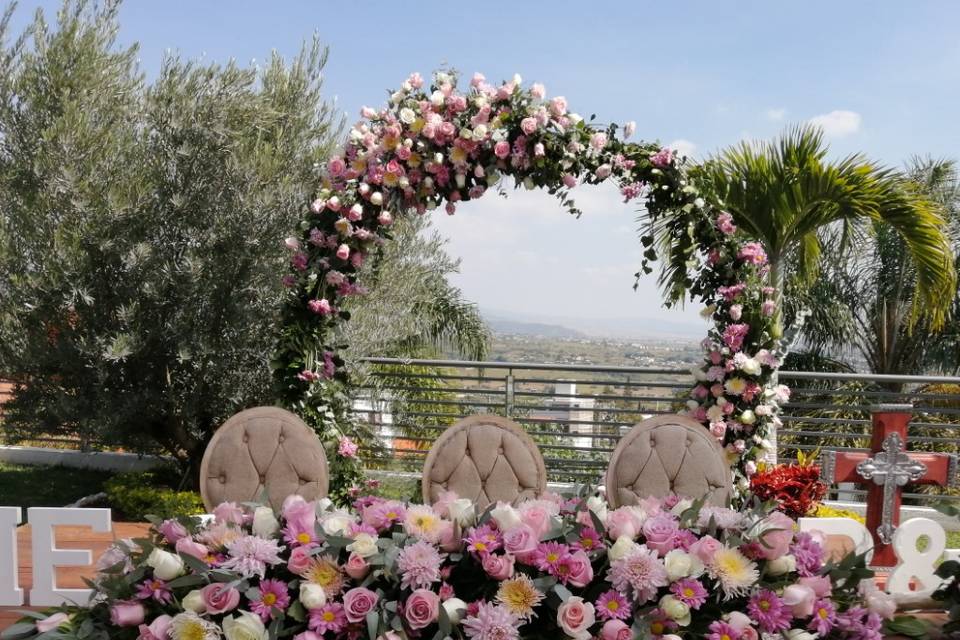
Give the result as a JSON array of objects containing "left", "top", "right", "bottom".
[
  {"left": 490, "top": 503, "right": 522, "bottom": 532},
  {"left": 512, "top": 73, "right": 522, "bottom": 86},
  {"left": 370, "top": 191, "right": 383, "bottom": 206},
  {"left": 740, "top": 358, "right": 762, "bottom": 376},
  {"left": 316, "top": 497, "right": 333, "bottom": 512},
  {"left": 670, "top": 498, "right": 693, "bottom": 517},
  {"left": 473, "top": 124, "right": 488, "bottom": 138},
  {"left": 523, "top": 177, "right": 535, "bottom": 190},
  {"left": 146, "top": 548, "right": 184, "bottom": 581},
  {"left": 586, "top": 495, "right": 608, "bottom": 522},
  {"left": 663, "top": 549, "right": 702, "bottom": 581},
  {"left": 299, "top": 583, "right": 327, "bottom": 610},
  {"left": 347, "top": 533, "right": 379, "bottom": 558},
  {"left": 399, "top": 108, "right": 416, "bottom": 124},
  {"left": 430, "top": 91, "right": 445, "bottom": 107},
  {"left": 182, "top": 589, "right": 206, "bottom": 614},
  {"left": 252, "top": 507, "right": 279, "bottom": 538},
  {"left": 766, "top": 554, "right": 796, "bottom": 576},
  {"left": 448, "top": 499, "right": 476, "bottom": 527},
  {"left": 455, "top": 173, "right": 466, "bottom": 188},
  {"left": 659, "top": 595, "right": 691, "bottom": 626},
  {"left": 321, "top": 512, "right": 353, "bottom": 537},
  {"left": 442, "top": 597, "right": 467, "bottom": 625},
  {"left": 784, "top": 630, "right": 817, "bottom": 640},
  {"left": 568, "top": 113, "right": 583, "bottom": 125},
  {"left": 608, "top": 535, "right": 638, "bottom": 561},
  {"left": 740, "top": 410, "right": 756, "bottom": 425},
  {"left": 223, "top": 610, "right": 267, "bottom": 640},
  {"left": 390, "top": 91, "right": 404, "bottom": 105}
]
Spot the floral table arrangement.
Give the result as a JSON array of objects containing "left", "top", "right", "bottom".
[{"left": 4, "top": 492, "right": 893, "bottom": 640}]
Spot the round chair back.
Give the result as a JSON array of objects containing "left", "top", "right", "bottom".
[
  {"left": 199, "top": 406, "right": 329, "bottom": 511},
  {"left": 422, "top": 415, "right": 547, "bottom": 509},
  {"left": 605, "top": 415, "right": 731, "bottom": 508}
]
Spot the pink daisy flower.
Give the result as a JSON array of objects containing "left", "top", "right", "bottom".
[
  {"left": 573, "top": 527, "right": 602, "bottom": 553},
  {"left": 134, "top": 578, "right": 171, "bottom": 604},
  {"left": 809, "top": 598, "right": 837, "bottom": 636},
  {"left": 707, "top": 621, "right": 741, "bottom": 640},
  {"left": 309, "top": 603, "right": 346, "bottom": 634},
  {"left": 748, "top": 589, "right": 792, "bottom": 633},
  {"left": 250, "top": 579, "right": 290, "bottom": 621},
  {"left": 532, "top": 541, "right": 571, "bottom": 573},
  {"left": 670, "top": 578, "right": 708, "bottom": 609},
  {"left": 596, "top": 590, "right": 631, "bottom": 621}
]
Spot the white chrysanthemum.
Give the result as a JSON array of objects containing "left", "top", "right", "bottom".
[
  {"left": 708, "top": 547, "right": 759, "bottom": 598},
  {"left": 170, "top": 611, "right": 222, "bottom": 640}
]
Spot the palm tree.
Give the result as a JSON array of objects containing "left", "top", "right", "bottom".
[
  {"left": 687, "top": 127, "right": 956, "bottom": 340},
  {"left": 796, "top": 158, "right": 960, "bottom": 383}
]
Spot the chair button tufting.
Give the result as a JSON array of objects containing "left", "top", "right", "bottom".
[
  {"left": 219, "top": 474, "right": 226, "bottom": 483},
  {"left": 259, "top": 474, "right": 266, "bottom": 483},
  {"left": 498, "top": 446, "right": 504, "bottom": 454},
  {"left": 279, "top": 434, "right": 285, "bottom": 443},
  {"left": 243, "top": 434, "right": 249, "bottom": 443}
]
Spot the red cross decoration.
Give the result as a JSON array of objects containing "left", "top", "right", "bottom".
[{"left": 820, "top": 404, "right": 958, "bottom": 566}]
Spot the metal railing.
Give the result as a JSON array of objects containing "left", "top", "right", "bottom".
[{"left": 352, "top": 357, "right": 960, "bottom": 506}]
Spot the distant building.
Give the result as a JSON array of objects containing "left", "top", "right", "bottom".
[{"left": 530, "top": 382, "right": 597, "bottom": 449}]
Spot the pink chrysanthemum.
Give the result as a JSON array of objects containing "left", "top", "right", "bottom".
[
  {"left": 532, "top": 541, "right": 571, "bottom": 573},
  {"left": 309, "top": 603, "right": 346, "bottom": 635},
  {"left": 791, "top": 532, "right": 824, "bottom": 577},
  {"left": 573, "top": 527, "right": 602, "bottom": 553},
  {"left": 135, "top": 578, "right": 171, "bottom": 604},
  {"left": 595, "top": 589, "right": 631, "bottom": 621},
  {"left": 747, "top": 589, "right": 792, "bottom": 633},
  {"left": 463, "top": 602, "right": 521, "bottom": 640},
  {"left": 396, "top": 540, "right": 444, "bottom": 590},
  {"left": 809, "top": 598, "right": 837, "bottom": 636},
  {"left": 361, "top": 499, "right": 407, "bottom": 532},
  {"left": 671, "top": 578, "right": 708, "bottom": 609},
  {"left": 607, "top": 545, "right": 669, "bottom": 604},
  {"left": 250, "top": 579, "right": 290, "bottom": 621},
  {"left": 707, "top": 621, "right": 741, "bottom": 640},
  {"left": 220, "top": 535, "right": 284, "bottom": 578}
]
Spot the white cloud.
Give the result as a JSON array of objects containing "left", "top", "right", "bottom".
[
  {"left": 765, "top": 107, "right": 787, "bottom": 121},
  {"left": 808, "top": 110, "right": 862, "bottom": 137},
  {"left": 667, "top": 139, "right": 698, "bottom": 160}
]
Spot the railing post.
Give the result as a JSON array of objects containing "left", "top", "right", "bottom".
[{"left": 505, "top": 369, "right": 515, "bottom": 417}]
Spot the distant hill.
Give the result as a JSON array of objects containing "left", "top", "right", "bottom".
[{"left": 487, "top": 318, "right": 587, "bottom": 339}]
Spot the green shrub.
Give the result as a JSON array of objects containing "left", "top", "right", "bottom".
[{"left": 105, "top": 471, "right": 205, "bottom": 521}]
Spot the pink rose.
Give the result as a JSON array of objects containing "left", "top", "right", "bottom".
[
  {"left": 200, "top": 583, "right": 240, "bottom": 615},
  {"left": 502, "top": 524, "right": 538, "bottom": 562},
  {"left": 605, "top": 507, "right": 643, "bottom": 540},
  {"left": 345, "top": 552, "right": 371, "bottom": 580},
  {"left": 689, "top": 535, "right": 722, "bottom": 564},
  {"left": 175, "top": 537, "right": 209, "bottom": 560},
  {"left": 288, "top": 546, "right": 313, "bottom": 574},
  {"left": 782, "top": 584, "right": 816, "bottom": 618},
  {"left": 557, "top": 596, "right": 595, "bottom": 640},
  {"left": 328, "top": 156, "right": 346, "bottom": 176},
  {"left": 799, "top": 575, "right": 832, "bottom": 598},
  {"left": 294, "top": 633, "right": 324, "bottom": 640},
  {"left": 595, "top": 164, "right": 612, "bottom": 179},
  {"left": 437, "top": 521, "right": 460, "bottom": 552},
  {"left": 565, "top": 550, "right": 594, "bottom": 588},
  {"left": 519, "top": 504, "right": 553, "bottom": 538},
  {"left": 726, "top": 613, "right": 759, "bottom": 640},
  {"left": 284, "top": 498, "right": 316, "bottom": 533},
  {"left": 642, "top": 513, "right": 679, "bottom": 556},
  {"left": 137, "top": 615, "right": 172, "bottom": 640},
  {"left": 521, "top": 117, "right": 538, "bottom": 135},
  {"left": 562, "top": 173, "right": 577, "bottom": 188},
  {"left": 481, "top": 553, "right": 515, "bottom": 580},
  {"left": 336, "top": 244, "right": 350, "bottom": 260},
  {"left": 213, "top": 502, "right": 245, "bottom": 525},
  {"left": 157, "top": 520, "right": 188, "bottom": 544},
  {"left": 549, "top": 96, "right": 568, "bottom": 117},
  {"left": 756, "top": 512, "right": 794, "bottom": 559},
  {"left": 494, "top": 140, "right": 510, "bottom": 159},
  {"left": 36, "top": 613, "right": 69, "bottom": 633},
  {"left": 343, "top": 587, "right": 380, "bottom": 623},
  {"left": 601, "top": 619, "right": 631, "bottom": 640},
  {"left": 404, "top": 589, "right": 440, "bottom": 630},
  {"left": 110, "top": 601, "right": 145, "bottom": 627}
]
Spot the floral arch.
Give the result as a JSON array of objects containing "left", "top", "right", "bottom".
[{"left": 273, "top": 70, "right": 789, "bottom": 500}]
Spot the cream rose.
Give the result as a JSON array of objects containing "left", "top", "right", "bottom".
[
  {"left": 659, "top": 595, "right": 691, "bottom": 626},
  {"left": 181, "top": 589, "right": 206, "bottom": 614},
  {"left": 145, "top": 548, "right": 184, "bottom": 581},
  {"left": 448, "top": 499, "right": 476, "bottom": 527},
  {"left": 252, "top": 507, "right": 279, "bottom": 538},
  {"left": 663, "top": 549, "right": 702, "bottom": 581},
  {"left": 299, "top": 583, "right": 327, "bottom": 610},
  {"left": 607, "top": 535, "right": 638, "bottom": 562},
  {"left": 490, "top": 503, "right": 522, "bottom": 532},
  {"left": 223, "top": 610, "right": 267, "bottom": 640},
  {"left": 441, "top": 597, "right": 467, "bottom": 625},
  {"left": 399, "top": 108, "right": 416, "bottom": 124},
  {"left": 766, "top": 554, "right": 796, "bottom": 576},
  {"left": 347, "top": 533, "right": 379, "bottom": 558},
  {"left": 321, "top": 512, "right": 353, "bottom": 537}
]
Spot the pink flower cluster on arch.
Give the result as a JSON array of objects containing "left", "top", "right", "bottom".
[{"left": 274, "top": 70, "right": 788, "bottom": 490}]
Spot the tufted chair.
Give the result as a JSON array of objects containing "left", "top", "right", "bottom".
[
  {"left": 422, "top": 415, "right": 547, "bottom": 509},
  {"left": 199, "top": 406, "right": 329, "bottom": 511},
  {"left": 605, "top": 415, "right": 731, "bottom": 508}
]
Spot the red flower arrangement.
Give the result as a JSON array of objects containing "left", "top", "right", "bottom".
[{"left": 750, "top": 456, "right": 827, "bottom": 519}]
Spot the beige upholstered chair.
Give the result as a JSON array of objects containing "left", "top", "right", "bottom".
[
  {"left": 605, "top": 415, "right": 731, "bottom": 508},
  {"left": 199, "top": 406, "right": 329, "bottom": 511},
  {"left": 422, "top": 415, "right": 547, "bottom": 509}
]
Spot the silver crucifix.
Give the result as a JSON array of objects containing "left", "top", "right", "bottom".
[{"left": 856, "top": 432, "right": 927, "bottom": 544}]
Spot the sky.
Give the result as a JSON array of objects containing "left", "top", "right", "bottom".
[{"left": 10, "top": 1, "right": 960, "bottom": 337}]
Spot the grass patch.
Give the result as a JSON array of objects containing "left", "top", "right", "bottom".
[{"left": 0, "top": 462, "right": 114, "bottom": 509}]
